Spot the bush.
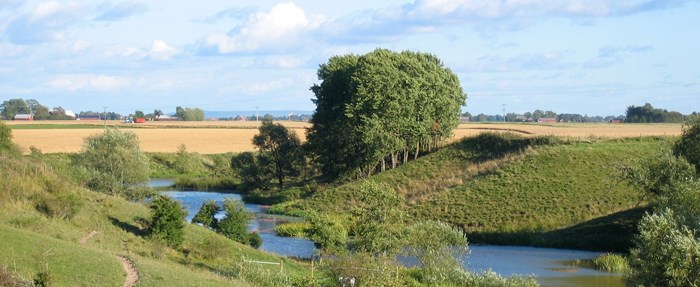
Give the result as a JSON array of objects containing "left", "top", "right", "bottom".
[
  {"left": 74, "top": 129, "right": 150, "bottom": 197},
  {"left": 148, "top": 195, "right": 186, "bottom": 248},
  {"left": 34, "top": 192, "right": 83, "bottom": 220},
  {"left": 247, "top": 232, "right": 262, "bottom": 248},
  {"left": 219, "top": 199, "right": 252, "bottom": 245},
  {"left": 192, "top": 199, "right": 220, "bottom": 230},
  {"left": 674, "top": 115, "right": 700, "bottom": 172}
]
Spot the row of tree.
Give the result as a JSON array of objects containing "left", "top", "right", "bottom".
[
  {"left": 625, "top": 103, "right": 688, "bottom": 123},
  {"left": 307, "top": 49, "right": 467, "bottom": 180},
  {"left": 463, "top": 111, "right": 624, "bottom": 123}
]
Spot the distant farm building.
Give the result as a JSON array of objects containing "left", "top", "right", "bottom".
[
  {"left": 537, "top": 118, "right": 557, "bottom": 123},
  {"left": 157, "top": 115, "right": 179, "bottom": 121},
  {"left": 64, "top": 110, "right": 77, "bottom": 119},
  {"left": 77, "top": 115, "right": 101, "bottom": 120},
  {"left": 13, "top": 114, "right": 33, "bottom": 121}
]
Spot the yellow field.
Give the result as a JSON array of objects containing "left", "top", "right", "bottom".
[{"left": 5, "top": 120, "right": 682, "bottom": 154}]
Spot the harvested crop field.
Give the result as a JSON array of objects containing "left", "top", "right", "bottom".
[{"left": 5, "top": 120, "right": 682, "bottom": 154}]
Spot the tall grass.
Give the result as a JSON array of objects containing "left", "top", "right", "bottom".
[{"left": 592, "top": 253, "right": 628, "bottom": 272}]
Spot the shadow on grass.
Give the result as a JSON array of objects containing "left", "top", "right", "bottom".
[
  {"left": 109, "top": 216, "right": 147, "bottom": 237},
  {"left": 466, "top": 206, "right": 650, "bottom": 252}
]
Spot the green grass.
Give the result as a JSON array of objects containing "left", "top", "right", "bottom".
[
  {"left": 285, "top": 133, "right": 668, "bottom": 251},
  {"left": 0, "top": 224, "right": 123, "bottom": 286},
  {"left": 0, "top": 153, "right": 310, "bottom": 286},
  {"left": 9, "top": 123, "right": 108, "bottom": 129}
]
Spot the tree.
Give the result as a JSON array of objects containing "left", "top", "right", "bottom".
[
  {"left": 218, "top": 199, "right": 254, "bottom": 246},
  {"left": 230, "top": 152, "right": 275, "bottom": 190},
  {"left": 307, "top": 49, "right": 467, "bottom": 180},
  {"left": 74, "top": 129, "right": 150, "bottom": 197},
  {"left": 353, "top": 181, "right": 404, "bottom": 255},
  {"left": 192, "top": 199, "right": 220, "bottom": 230},
  {"left": 616, "top": 149, "right": 696, "bottom": 198},
  {"left": 1, "top": 98, "right": 30, "bottom": 120},
  {"left": 134, "top": 110, "right": 145, "bottom": 118},
  {"left": 175, "top": 107, "right": 205, "bottom": 121},
  {"left": 148, "top": 195, "right": 186, "bottom": 248},
  {"left": 674, "top": 116, "right": 700, "bottom": 172},
  {"left": 153, "top": 109, "right": 163, "bottom": 119},
  {"left": 252, "top": 119, "right": 303, "bottom": 189},
  {"left": 403, "top": 221, "right": 469, "bottom": 284}
]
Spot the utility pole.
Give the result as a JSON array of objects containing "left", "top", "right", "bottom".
[
  {"left": 502, "top": 104, "right": 506, "bottom": 122},
  {"left": 103, "top": 106, "right": 107, "bottom": 129},
  {"left": 255, "top": 106, "right": 259, "bottom": 122}
]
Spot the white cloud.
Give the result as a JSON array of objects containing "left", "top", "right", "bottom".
[
  {"left": 199, "top": 2, "right": 326, "bottom": 54},
  {"left": 150, "top": 40, "right": 178, "bottom": 60},
  {"left": 48, "top": 74, "right": 132, "bottom": 91},
  {"left": 104, "top": 45, "right": 147, "bottom": 58},
  {"left": 255, "top": 55, "right": 304, "bottom": 69},
  {"left": 95, "top": 1, "right": 148, "bottom": 21},
  {"left": 246, "top": 78, "right": 294, "bottom": 93},
  {"left": 5, "top": 1, "right": 83, "bottom": 44}
]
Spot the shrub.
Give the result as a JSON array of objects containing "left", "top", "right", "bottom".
[
  {"left": 148, "top": 195, "right": 186, "bottom": 248},
  {"left": 219, "top": 199, "right": 251, "bottom": 245},
  {"left": 403, "top": 221, "right": 469, "bottom": 284},
  {"left": 247, "top": 232, "right": 262, "bottom": 248},
  {"left": 192, "top": 199, "right": 220, "bottom": 230},
  {"left": 34, "top": 192, "right": 83, "bottom": 220},
  {"left": 74, "top": 129, "right": 150, "bottom": 196},
  {"left": 674, "top": 115, "right": 700, "bottom": 172},
  {"left": 306, "top": 211, "right": 347, "bottom": 255}
]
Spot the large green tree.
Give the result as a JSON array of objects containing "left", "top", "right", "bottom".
[
  {"left": 74, "top": 129, "right": 150, "bottom": 197},
  {"left": 307, "top": 49, "right": 467, "bottom": 180}
]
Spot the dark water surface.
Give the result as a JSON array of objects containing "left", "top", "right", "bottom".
[{"left": 152, "top": 180, "right": 623, "bottom": 286}]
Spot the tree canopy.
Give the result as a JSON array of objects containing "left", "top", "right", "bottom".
[
  {"left": 674, "top": 115, "right": 700, "bottom": 172},
  {"left": 307, "top": 49, "right": 467, "bottom": 180}
]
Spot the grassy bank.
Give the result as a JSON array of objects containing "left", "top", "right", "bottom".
[
  {"left": 0, "top": 154, "right": 309, "bottom": 286},
  {"left": 282, "top": 133, "right": 667, "bottom": 251}
]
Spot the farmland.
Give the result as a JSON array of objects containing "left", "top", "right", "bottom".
[{"left": 5, "top": 120, "right": 682, "bottom": 154}]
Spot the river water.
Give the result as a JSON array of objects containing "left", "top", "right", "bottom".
[{"left": 152, "top": 179, "right": 623, "bottom": 286}]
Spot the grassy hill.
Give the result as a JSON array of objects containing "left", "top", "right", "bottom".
[
  {"left": 282, "top": 133, "right": 667, "bottom": 251},
  {"left": 0, "top": 155, "right": 309, "bottom": 286}
]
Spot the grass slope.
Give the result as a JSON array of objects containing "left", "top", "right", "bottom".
[
  {"left": 291, "top": 134, "right": 666, "bottom": 251},
  {"left": 0, "top": 155, "right": 307, "bottom": 286}
]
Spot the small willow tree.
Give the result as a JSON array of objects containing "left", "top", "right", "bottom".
[
  {"left": 75, "top": 129, "right": 150, "bottom": 197},
  {"left": 307, "top": 48, "right": 467, "bottom": 181}
]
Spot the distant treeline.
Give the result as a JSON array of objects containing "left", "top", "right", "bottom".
[
  {"left": 462, "top": 110, "right": 624, "bottom": 123},
  {"left": 625, "top": 103, "right": 693, "bottom": 123},
  {"left": 463, "top": 103, "right": 696, "bottom": 123}
]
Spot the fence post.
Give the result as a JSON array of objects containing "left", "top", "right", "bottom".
[{"left": 311, "top": 259, "right": 315, "bottom": 283}]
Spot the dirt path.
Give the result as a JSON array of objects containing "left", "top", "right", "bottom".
[
  {"left": 117, "top": 255, "right": 139, "bottom": 287},
  {"left": 78, "top": 230, "right": 100, "bottom": 245}
]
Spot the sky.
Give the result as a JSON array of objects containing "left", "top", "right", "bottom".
[{"left": 0, "top": 0, "right": 698, "bottom": 116}]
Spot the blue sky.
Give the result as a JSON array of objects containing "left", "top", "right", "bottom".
[{"left": 0, "top": 0, "right": 698, "bottom": 116}]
